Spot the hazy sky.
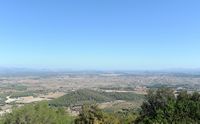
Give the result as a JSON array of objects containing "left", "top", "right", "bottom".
[{"left": 0, "top": 0, "right": 200, "bottom": 70}]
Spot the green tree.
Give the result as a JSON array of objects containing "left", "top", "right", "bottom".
[
  {"left": 0, "top": 102, "right": 74, "bottom": 124},
  {"left": 75, "top": 104, "right": 105, "bottom": 124},
  {"left": 136, "top": 88, "right": 200, "bottom": 124}
]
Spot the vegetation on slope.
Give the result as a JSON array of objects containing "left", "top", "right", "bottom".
[
  {"left": 49, "top": 89, "right": 144, "bottom": 107},
  {"left": 10, "top": 91, "right": 37, "bottom": 98},
  {"left": 75, "top": 104, "right": 137, "bottom": 124},
  {"left": 0, "top": 102, "right": 74, "bottom": 124}
]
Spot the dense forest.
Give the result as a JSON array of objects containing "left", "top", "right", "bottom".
[{"left": 1, "top": 88, "right": 200, "bottom": 124}]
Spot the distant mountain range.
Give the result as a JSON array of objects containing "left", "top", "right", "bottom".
[{"left": 0, "top": 67, "right": 200, "bottom": 76}]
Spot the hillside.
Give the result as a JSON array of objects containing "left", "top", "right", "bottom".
[{"left": 49, "top": 89, "right": 144, "bottom": 107}]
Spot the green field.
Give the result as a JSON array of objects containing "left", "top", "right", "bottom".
[{"left": 0, "top": 83, "right": 27, "bottom": 91}]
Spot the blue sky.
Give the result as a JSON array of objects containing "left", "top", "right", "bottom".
[{"left": 0, "top": 0, "right": 200, "bottom": 70}]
